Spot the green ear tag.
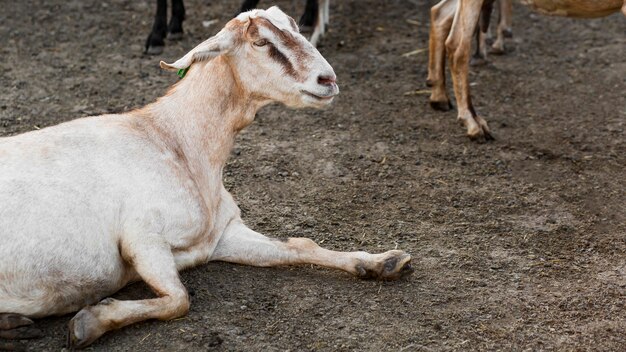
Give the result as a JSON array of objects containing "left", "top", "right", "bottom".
[{"left": 177, "top": 67, "right": 189, "bottom": 79}]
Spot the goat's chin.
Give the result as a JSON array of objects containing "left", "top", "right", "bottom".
[{"left": 299, "top": 94, "right": 335, "bottom": 109}]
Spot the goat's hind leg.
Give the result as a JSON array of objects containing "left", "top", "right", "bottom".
[
  {"left": 0, "top": 314, "right": 43, "bottom": 349},
  {"left": 211, "top": 220, "right": 413, "bottom": 280},
  {"left": 67, "top": 233, "right": 189, "bottom": 349},
  {"left": 470, "top": 1, "right": 493, "bottom": 66},
  {"left": 427, "top": 0, "right": 457, "bottom": 111},
  {"left": 145, "top": 0, "right": 168, "bottom": 55},
  {"left": 447, "top": 0, "right": 493, "bottom": 141},
  {"left": 491, "top": 0, "right": 512, "bottom": 54}
]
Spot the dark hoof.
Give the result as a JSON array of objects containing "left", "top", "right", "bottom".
[
  {"left": 430, "top": 100, "right": 453, "bottom": 112},
  {"left": 167, "top": 32, "right": 184, "bottom": 41},
  {"left": 0, "top": 326, "right": 43, "bottom": 340},
  {"left": 425, "top": 79, "right": 434, "bottom": 87},
  {"left": 356, "top": 251, "right": 414, "bottom": 281},
  {"left": 468, "top": 129, "right": 495, "bottom": 143},
  {"left": 490, "top": 46, "right": 505, "bottom": 55},
  {"left": 503, "top": 28, "right": 513, "bottom": 38},
  {"left": 470, "top": 56, "right": 489, "bottom": 67},
  {"left": 145, "top": 45, "right": 164, "bottom": 56},
  {"left": 0, "top": 314, "right": 33, "bottom": 330}
]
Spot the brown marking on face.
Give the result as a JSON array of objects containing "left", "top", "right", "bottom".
[{"left": 247, "top": 17, "right": 311, "bottom": 81}]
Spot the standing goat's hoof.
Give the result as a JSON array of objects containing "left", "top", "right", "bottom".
[
  {"left": 467, "top": 126, "right": 495, "bottom": 142},
  {"left": 356, "top": 251, "right": 414, "bottom": 280},
  {"left": 145, "top": 34, "right": 165, "bottom": 56},
  {"left": 167, "top": 31, "right": 184, "bottom": 41},
  {"left": 430, "top": 100, "right": 454, "bottom": 112},
  {"left": 490, "top": 45, "right": 506, "bottom": 55},
  {"left": 145, "top": 45, "right": 164, "bottom": 55},
  {"left": 470, "top": 56, "right": 489, "bottom": 67}
]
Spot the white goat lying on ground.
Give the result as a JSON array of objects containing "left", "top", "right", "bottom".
[{"left": 0, "top": 7, "right": 412, "bottom": 349}]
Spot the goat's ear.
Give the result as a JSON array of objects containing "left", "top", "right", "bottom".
[{"left": 160, "top": 29, "right": 236, "bottom": 71}]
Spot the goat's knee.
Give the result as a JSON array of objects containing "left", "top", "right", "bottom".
[{"left": 161, "top": 290, "right": 191, "bottom": 320}]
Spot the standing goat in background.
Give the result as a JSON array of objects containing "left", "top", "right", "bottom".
[
  {"left": 145, "top": 0, "right": 330, "bottom": 54},
  {"left": 472, "top": 0, "right": 513, "bottom": 66},
  {"left": 427, "top": 0, "right": 625, "bottom": 141},
  {"left": 0, "top": 7, "right": 412, "bottom": 349}
]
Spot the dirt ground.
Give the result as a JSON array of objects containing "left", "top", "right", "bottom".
[{"left": 1, "top": 0, "right": 625, "bottom": 351}]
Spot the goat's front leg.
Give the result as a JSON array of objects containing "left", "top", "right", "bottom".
[
  {"left": 427, "top": 0, "right": 458, "bottom": 111},
  {"left": 67, "top": 233, "right": 189, "bottom": 349},
  {"left": 211, "top": 220, "right": 413, "bottom": 280},
  {"left": 446, "top": 0, "right": 493, "bottom": 141},
  {"left": 145, "top": 0, "right": 168, "bottom": 55}
]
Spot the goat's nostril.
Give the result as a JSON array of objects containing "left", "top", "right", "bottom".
[{"left": 317, "top": 75, "right": 336, "bottom": 86}]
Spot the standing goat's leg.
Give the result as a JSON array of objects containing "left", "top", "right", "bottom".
[
  {"left": 492, "top": 0, "right": 512, "bottom": 54},
  {"left": 67, "top": 233, "right": 189, "bottom": 349},
  {"left": 471, "top": 1, "right": 493, "bottom": 66},
  {"left": 211, "top": 220, "right": 413, "bottom": 280},
  {"left": 427, "top": 0, "right": 457, "bottom": 111},
  {"left": 167, "top": 0, "right": 186, "bottom": 40},
  {"left": 145, "top": 0, "right": 168, "bottom": 55},
  {"left": 299, "top": 0, "right": 319, "bottom": 32},
  {"left": 447, "top": 0, "right": 493, "bottom": 141},
  {"left": 621, "top": 1, "right": 626, "bottom": 16},
  {"left": 309, "top": 0, "right": 329, "bottom": 47}
]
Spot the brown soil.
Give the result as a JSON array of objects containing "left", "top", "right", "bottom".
[{"left": 1, "top": 0, "right": 625, "bottom": 351}]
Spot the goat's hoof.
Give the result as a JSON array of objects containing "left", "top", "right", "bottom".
[
  {"left": 167, "top": 31, "right": 184, "bottom": 41},
  {"left": 67, "top": 308, "right": 106, "bottom": 349},
  {"left": 356, "top": 251, "right": 414, "bottom": 280},
  {"left": 430, "top": 100, "right": 453, "bottom": 112},
  {"left": 490, "top": 46, "right": 505, "bottom": 55},
  {"left": 0, "top": 314, "right": 33, "bottom": 330},
  {"left": 467, "top": 128, "right": 495, "bottom": 143},
  {"left": 0, "top": 326, "right": 43, "bottom": 340},
  {"left": 145, "top": 45, "right": 164, "bottom": 56},
  {"left": 470, "top": 56, "right": 489, "bottom": 67}
]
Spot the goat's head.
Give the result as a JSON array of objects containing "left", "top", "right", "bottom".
[{"left": 160, "top": 6, "right": 339, "bottom": 109}]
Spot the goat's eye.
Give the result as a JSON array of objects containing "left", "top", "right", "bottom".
[{"left": 253, "top": 39, "right": 269, "bottom": 47}]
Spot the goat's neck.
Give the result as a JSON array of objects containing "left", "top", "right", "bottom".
[{"left": 141, "top": 56, "right": 265, "bottom": 197}]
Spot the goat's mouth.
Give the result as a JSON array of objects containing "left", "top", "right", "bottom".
[{"left": 301, "top": 90, "right": 337, "bottom": 101}]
